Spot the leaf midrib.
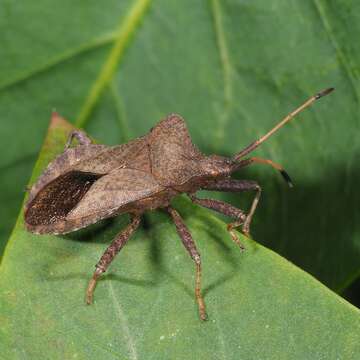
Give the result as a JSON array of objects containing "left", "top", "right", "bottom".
[
  {"left": 75, "top": 0, "right": 152, "bottom": 128},
  {"left": 0, "top": 32, "right": 116, "bottom": 92}
]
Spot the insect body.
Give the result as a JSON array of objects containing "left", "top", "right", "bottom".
[{"left": 24, "top": 88, "right": 334, "bottom": 320}]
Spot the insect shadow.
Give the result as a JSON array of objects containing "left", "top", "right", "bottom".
[
  {"left": 42, "top": 195, "right": 252, "bottom": 300},
  {"left": 41, "top": 153, "right": 360, "bottom": 306},
  {"left": 45, "top": 194, "right": 256, "bottom": 298},
  {"left": 44, "top": 217, "right": 159, "bottom": 287},
  {"left": 67, "top": 218, "right": 116, "bottom": 244},
  {"left": 140, "top": 203, "right": 248, "bottom": 299},
  {"left": 213, "top": 152, "right": 360, "bottom": 294}
]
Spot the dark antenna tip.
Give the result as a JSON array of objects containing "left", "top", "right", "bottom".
[
  {"left": 280, "top": 170, "right": 294, "bottom": 188},
  {"left": 315, "top": 87, "right": 335, "bottom": 100}
]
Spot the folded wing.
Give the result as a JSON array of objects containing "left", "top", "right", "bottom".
[{"left": 25, "top": 168, "right": 164, "bottom": 234}]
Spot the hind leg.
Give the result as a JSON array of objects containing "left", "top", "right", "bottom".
[{"left": 86, "top": 215, "right": 141, "bottom": 304}]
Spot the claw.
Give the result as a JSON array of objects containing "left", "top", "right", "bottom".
[
  {"left": 86, "top": 278, "right": 96, "bottom": 304},
  {"left": 199, "top": 308, "right": 208, "bottom": 321},
  {"left": 86, "top": 271, "right": 101, "bottom": 305},
  {"left": 241, "top": 225, "right": 252, "bottom": 239},
  {"left": 227, "top": 225, "right": 246, "bottom": 251},
  {"left": 242, "top": 219, "right": 252, "bottom": 239}
]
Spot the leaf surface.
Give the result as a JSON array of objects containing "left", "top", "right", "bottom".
[
  {"left": 1, "top": 115, "right": 359, "bottom": 359},
  {"left": 0, "top": 0, "right": 359, "bottom": 301}
]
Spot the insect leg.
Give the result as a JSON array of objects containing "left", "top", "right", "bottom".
[
  {"left": 86, "top": 214, "right": 141, "bottom": 305},
  {"left": 166, "top": 206, "right": 207, "bottom": 321},
  {"left": 201, "top": 179, "right": 261, "bottom": 238},
  {"left": 189, "top": 195, "right": 246, "bottom": 250},
  {"left": 65, "top": 129, "right": 92, "bottom": 149}
]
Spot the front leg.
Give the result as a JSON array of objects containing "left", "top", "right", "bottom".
[
  {"left": 200, "top": 179, "right": 262, "bottom": 237},
  {"left": 65, "top": 129, "right": 92, "bottom": 149},
  {"left": 189, "top": 195, "right": 246, "bottom": 250}
]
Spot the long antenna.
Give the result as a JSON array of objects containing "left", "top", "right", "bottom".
[{"left": 233, "top": 87, "right": 334, "bottom": 161}]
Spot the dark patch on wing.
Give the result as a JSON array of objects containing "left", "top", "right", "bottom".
[{"left": 25, "top": 171, "right": 103, "bottom": 226}]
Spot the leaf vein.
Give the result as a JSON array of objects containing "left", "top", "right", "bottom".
[
  {"left": 108, "top": 281, "right": 138, "bottom": 360},
  {"left": 210, "top": 0, "right": 233, "bottom": 149},
  {"left": 109, "top": 81, "right": 132, "bottom": 142},
  {"left": 312, "top": 0, "right": 360, "bottom": 103},
  {"left": 75, "top": 0, "right": 152, "bottom": 129},
  {"left": 0, "top": 32, "right": 116, "bottom": 92},
  {"left": 214, "top": 301, "right": 227, "bottom": 360}
]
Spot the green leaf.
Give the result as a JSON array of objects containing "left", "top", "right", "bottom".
[
  {"left": 1, "top": 112, "right": 360, "bottom": 359},
  {"left": 1, "top": 0, "right": 360, "bottom": 300}
]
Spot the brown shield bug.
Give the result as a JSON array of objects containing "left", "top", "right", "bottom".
[{"left": 24, "top": 88, "right": 334, "bottom": 320}]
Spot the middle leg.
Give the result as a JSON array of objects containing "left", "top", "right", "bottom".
[{"left": 166, "top": 206, "right": 207, "bottom": 321}]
